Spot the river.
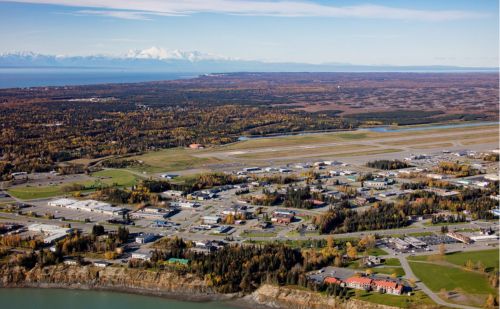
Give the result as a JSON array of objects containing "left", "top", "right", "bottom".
[{"left": 0, "top": 288, "right": 240, "bottom": 309}]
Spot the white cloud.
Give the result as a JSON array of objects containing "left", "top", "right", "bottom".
[
  {"left": 2, "top": 0, "right": 488, "bottom": 21},
  {"left": 75, "top": 10, "right": 153, "bottom": 20}
]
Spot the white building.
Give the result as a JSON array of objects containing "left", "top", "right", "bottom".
[
  {"left": 28, "top": 224, "right": 72, "bottom": 244},
  {"left": 203, "top": 216, "right": 221, "bottom": 225},
  {"left": 162, "top": 190, "right": 184, "bottom": 197},
  {"left": 131, "top": 251, "right": 152, "bottom": 261}
]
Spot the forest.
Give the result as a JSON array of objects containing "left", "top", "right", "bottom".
[{"left": 1, "top": 72, "right": 498, "bottom": 178}]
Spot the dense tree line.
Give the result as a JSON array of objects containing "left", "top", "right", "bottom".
[
  {"left": 432, "top": 214, "right": 467, "bottom": 224},
  {"left": 0, "top": 101, "right": 349, "bottom": 179},
  {"left": 313, "top": 202, "right": 408, "bottom": 234},
  {"left": 366, "top": 159, "right": 411, "bottom": 170}
]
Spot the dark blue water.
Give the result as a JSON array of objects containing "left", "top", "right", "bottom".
[
  {"left": 0, "top": 68, "right": 199, "bottom": 88},
  {"left": 0, "top": 288, "right": 240, "bottom": 309}
]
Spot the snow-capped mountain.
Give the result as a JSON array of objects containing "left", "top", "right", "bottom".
[
  {"left": 125, "top": 47, "right": 230, "bottom": 62},
  {"left": 0, "top": 48, "right": 494, "bottom": 72}
]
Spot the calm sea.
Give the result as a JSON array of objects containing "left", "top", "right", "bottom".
[
  {"left": 0, "top": 288, "right": 240, "bottom": 309},
  {"left": 0, "top": 68, "right": 199, "bottom": 88}
]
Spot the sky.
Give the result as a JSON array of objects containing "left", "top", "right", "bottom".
[{"left": 0, "top": 0, "right": 498, "bottom": 67}]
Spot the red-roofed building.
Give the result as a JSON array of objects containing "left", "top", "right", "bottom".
[
  {"left": 324, "top": 277, "right": 343, "bottom": 285},
  {"left": 344, "top": 276, "right": 372, "bottom": 290},
  {"left": 372, "top": 279, "right": 404, "bottom": 295}
]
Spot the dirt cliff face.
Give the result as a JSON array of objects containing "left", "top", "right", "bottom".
[
  {"left": 0, "top": 266, "right": 436, "bottom": 309},
  {"left": 248, "top": 284, "right": 404, "bottom": 309},
  {"left": 0, "top": 265, "right": 225, "bottom": 301}
]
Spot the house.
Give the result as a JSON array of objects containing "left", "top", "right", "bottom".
[
  {"left": 364, "top": 180, "right": 388, "bottom": 190},
  {"left": 344, "top": 277, "right": 373, "bottom": 290},
  {"left": 222, "top": 206, "right": 249, "bottom": 218},
  {"left": 372, "top": 279, "right": 403, "bottom": 295},
  {"left": 189, "top": 192, "right": 216, "bottom": 200},
  {"left": 272, "top": 209, "right": 295, "bottom": 223},
  {"left": 135, "top": 233, "right": 155, "bottom": 244},
  {"left": 203, "top": 216, "right": 221, "bottom": 225},
  {"left": 362, "top": 256, "right": 383, "bottom": 267},
  {"left": 324, "top": 277, "right": 343, "bottom": 285},
  {"left": 171, "top": 201, "right": 200, "bottom": 208},
  {"left": 308, "top": 199, "right": 327, "bottom": 208},
  {"left": 355, "top": 196, "right": 378, "bottom": 206}
]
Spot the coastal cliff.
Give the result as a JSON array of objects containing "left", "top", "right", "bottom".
[
  {"left": 0, "top": 265, "right": 430, "bottom": 309},
  {"left": 249, "top": 284, "right": 398, "bottom": 309},
  {"left": 0, "top": 264, "right": 225, "bottom": 301}
]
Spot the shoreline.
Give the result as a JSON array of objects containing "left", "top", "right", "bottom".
[
  {"left": 0, "top": 282, "right": 239, "bottom": 303},
  {"left": 0, "top": 264, "right": 405, "bottom": 309},
  {"left": 0, "top": 265, "right": 270, "bottom": 309}
]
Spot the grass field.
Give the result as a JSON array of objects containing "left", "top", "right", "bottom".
[
  {"left": 408, "top": 261, "right": 495, "bottom": 295},
  {"left": 127, "top": 148, "right": 222, "bottom": 173},
  {"left": 443, "top": 250, "right": 499, "bottom": 271},
  {"left": 365, "top": 247, "right": 388, "bottom": 256},
  {"left": 354, "top": 290, "right": 433, "bottom": 308},
  {"left": 409, "top": 249, "right": 499, "bottom": 272},
  {"left": 240, "top": 232, "right": 277, "bottom": 238},
  {"left": 373, "top": 266, "right": 405, "bottom": 277},
  {"left": 91, "top": 169, "right": 140, "bottom": 187},
  {"left": 384, "top": 258, "right": 402, "bottom": 267},
  {"left": 7, "top": 185, "right": 66, "bottom": 200},
  {"left": 8, "top": 169, "right": 141, "bottom": 200}
]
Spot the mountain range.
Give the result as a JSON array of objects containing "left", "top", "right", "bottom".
[{"left": 0, "top": 47, "right": 495, "bottom": 73}]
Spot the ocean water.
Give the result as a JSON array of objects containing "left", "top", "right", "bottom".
[
  {"left": 0, "top": 68, "right": 199, "bottom": 88},
  {"left": 0, "top": 288, "right": 240, "bottom": 309}
]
